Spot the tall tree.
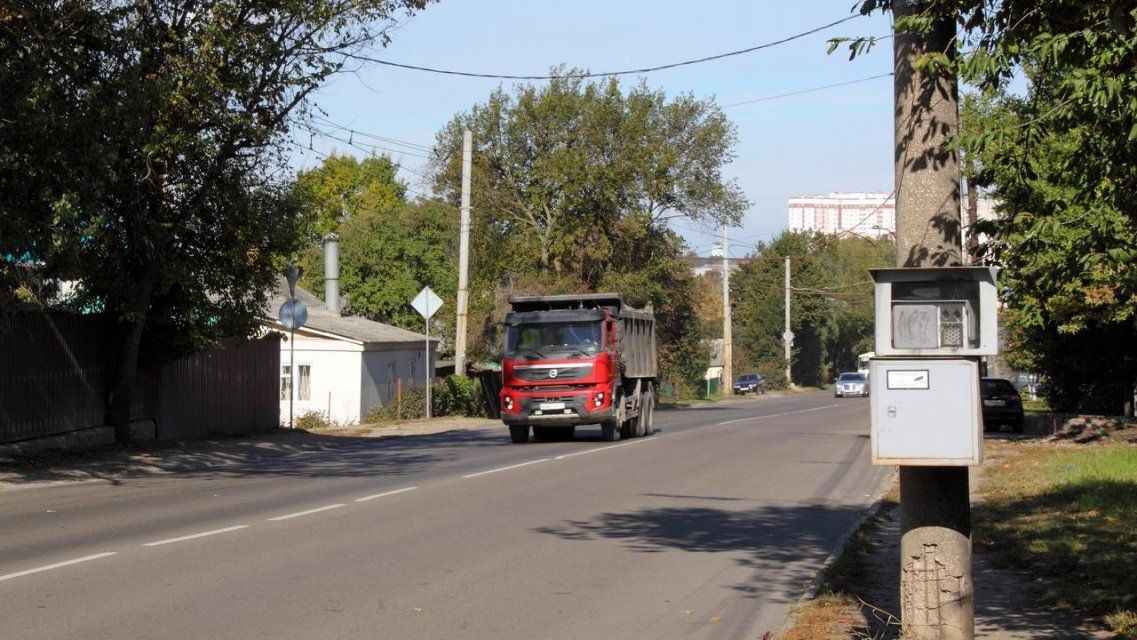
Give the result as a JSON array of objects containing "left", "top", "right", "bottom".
[
  {"left": 0, "top": 0, "right": 431, "bottom": 441},
  {"left": 430, "top": 72, "right": 746, "bottom": 391},
  {"left": 842, "top": 2, "right": 1137, "bottom": 412}
]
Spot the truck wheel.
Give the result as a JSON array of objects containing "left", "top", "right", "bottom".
[
  {"left": 642, "top": 390, "right": 654, "bottom": 435},
  {"left": 509, "top": 425, "right": 530, "bottom": 444},
  {"left": 601, "top": 419, "right": 620, "bottom": 442},
  {"left": 621, "top": 411, "right": 638, "bottom": 439}
]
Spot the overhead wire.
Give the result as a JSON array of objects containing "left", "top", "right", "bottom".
[
  {"left": 342, "top": 15, "right": 863, "bottom": 80},
  {"left": 723, "top": 72, "right": 893, "bottom": 108}
]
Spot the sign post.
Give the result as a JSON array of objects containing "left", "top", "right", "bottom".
[
  {"left": 410, "top": 286, "right": 443, "bottom": 419},
  {"left": 279, "top": 265, "right": 306, "bottom": 429}
]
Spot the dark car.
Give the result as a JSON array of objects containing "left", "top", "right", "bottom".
[
  {"left": 834, "top": 372, "right": 869, "bottom": 398},
  {"left": 733, "top": 374, "right": 766, "bottom": 395},
  {"left": 981, "top": 377, "right": 1024, "bottom": 433}
]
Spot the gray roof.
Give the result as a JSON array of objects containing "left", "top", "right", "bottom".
[{"left": 266, "top": 277, "right": 434, "bottom": 345}]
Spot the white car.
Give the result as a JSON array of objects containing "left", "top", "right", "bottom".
[{"left": 834, "top": 372, "right": 869, "bottom": 398}]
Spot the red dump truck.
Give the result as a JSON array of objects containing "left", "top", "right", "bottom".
[{"left": 500, "top": 293, "right": 658, "bottom": 443}]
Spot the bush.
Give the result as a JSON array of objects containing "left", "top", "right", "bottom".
[
  {"left": 294, "top": 409, "right": 330, "bottom": 430},
  {"left": 363, "top": 376, "right": 481, "bottom": 423}
]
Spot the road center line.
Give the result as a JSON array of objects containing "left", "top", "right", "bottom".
[
  {"left": 462, "top": 458, "right": 551, "bottom": 479},
  {"left": 718, "top": 403, "right": 847, "bottom": 425},
  {"left": 0, "top": 552, "right": 117, "bottom": 583},
  {"left": 355, "top": 486, "right": 419, "bottom": 503},
  {"left": 268, "top": 504, "right": 346, "bottom": 521},
  {"left": 553, "top": 438, "right": 655, "bottom": 460},
  {"left": 143, "top": 525, "right": 249, "bottom": 547}
]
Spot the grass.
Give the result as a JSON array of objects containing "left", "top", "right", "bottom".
[{"left": 977, "top": 442, "right": 1137, "bottom": 638}]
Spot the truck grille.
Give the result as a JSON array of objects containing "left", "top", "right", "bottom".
[{"left": 513, "top": 364, "right": 592, "bottom": 382}]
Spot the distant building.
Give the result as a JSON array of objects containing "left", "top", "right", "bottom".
[
  {"left": 788, "top": 192, "right": 895, "bottom": 238},
  {"left": 686, "top": 243, "right": 750, "bottom": 277}
]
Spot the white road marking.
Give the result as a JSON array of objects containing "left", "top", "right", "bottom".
[
  {"left": 268, "top": 504, "right": 346, "bottom": 521},
  {"left": 142, "top": 525, "right": 250, "bottom": 547},
  {"left": 462, "top": 458, "right": 551, "bottom": 479},
  {"left": 717, "top": 403, "right": 847, "bottom": 426},
  {"left": 354, "top": 486, "right": 419, "bottom": 503},
  {"left": 0, "top": 552, "right": 117, "bottom": 583},
  {"left": 553, "top": 437, "right": 656, "bottom": 460}
]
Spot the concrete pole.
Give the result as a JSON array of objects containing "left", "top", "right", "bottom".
[
  {"left": 721, "top": 224, "right": 732, "bottom": 396},
  {"left": 784, "top": 256, "right": 793, "bottom": 388},
  {"left": 455, "top": 130, "right": 473, "bottom": 376},
  {"left": 892, "top": 1, "right": 973, "bottom": 637}
]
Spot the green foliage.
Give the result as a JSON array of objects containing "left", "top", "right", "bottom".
[
  {"left": 0, "top": 0, "right": 432, "bottom": 438},
  {"left": 293, "top": 154, "right": 408, "bottom": 239},
  {"left": 842, "top": 1, "right": 1137, "bottom": 413},
  {"left": 429, "top": 72, "right": 744, "bottom": 388},
  {"left": 295, "top": 410, "right": 331, "bottom": 430},
  {"left": 364, "top": 377, "right": 480, "bottom": 422},
  {"left": 732, "top": 232, "right": 893, "bottom": 388},
  {"left": 291, "top": 154, "right": 458, "bottom": 347}
]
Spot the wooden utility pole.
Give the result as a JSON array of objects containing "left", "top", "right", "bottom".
[
  {"left": 454, "top": 130, "right": 473, "bottom": 376},
  {"left": 721, "top": 224, "right": 733, "bottom": 395},
  {"left": 892, "top": 1, "right": 973, "bottom": 637}
]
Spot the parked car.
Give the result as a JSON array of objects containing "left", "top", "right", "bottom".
[
  {"left": 834, "top": 372, "right": 869, "bottom": 398},
  {"left": 981, "top": 377, "right": 1024, "bottom": 433},
  {"left": 733, "top": 374, "right": 766, "bottom": 395}
]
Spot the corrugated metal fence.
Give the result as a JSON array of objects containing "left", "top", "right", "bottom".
[{"left": 0, "top": 311, "right": 279, "bottom": 444}]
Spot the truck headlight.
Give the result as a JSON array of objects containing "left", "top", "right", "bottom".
[
  {"left": 504, "top": 396, "right": 514, "bottom": 411},
  {"left": 593, "top": 393, "right": 604, "bottom": 407}
]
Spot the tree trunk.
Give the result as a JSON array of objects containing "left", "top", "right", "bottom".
[{"left": 106, "top": 278, "right": 155, "bottom": 443}]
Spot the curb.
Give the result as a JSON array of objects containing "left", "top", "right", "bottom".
[{"left": 779, "top": 469, "right": 898, "bottom": 635}]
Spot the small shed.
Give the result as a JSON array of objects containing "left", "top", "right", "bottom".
[{"left": 264, "top": 281, "right": 437, "bottom": 426}]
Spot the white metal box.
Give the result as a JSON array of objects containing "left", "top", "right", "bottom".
[
  {"left": 870, "top": 358, "right": 982, "bottom": 466},
  {"left": 870, "top": 267, "right": 999, "bottom": 357}
]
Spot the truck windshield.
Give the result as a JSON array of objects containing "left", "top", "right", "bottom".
[{"left": 506, "top": 322, "right": 602, "bottom": 358}]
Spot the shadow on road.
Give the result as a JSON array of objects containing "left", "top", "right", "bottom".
[
  {"left": 0, "top": 428, "right": 509, "bottom": 486},
  {"left": 535, "top": 501, "right": 866, "bottom": 603}
]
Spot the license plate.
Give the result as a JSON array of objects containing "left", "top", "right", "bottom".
[
  {"left": 540, "top": 402, "right": 565, "bottom": 410},
  {"left": 984, "top": 399, "right": 1005, "bottom": 407}
]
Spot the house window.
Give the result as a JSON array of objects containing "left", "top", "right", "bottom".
[
  {"left": 297, "top": 365, "right": 311, "bottom": 401},
  {"left": 281, "top": 364, "right": 311, "bottom": 401},
  {"left": 280, "top": 365, "right": 292, "bottom": 400}
]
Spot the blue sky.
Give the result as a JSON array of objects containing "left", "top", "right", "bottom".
[{"left": 292, "top": 0, "right": 896, "bottom": 257}]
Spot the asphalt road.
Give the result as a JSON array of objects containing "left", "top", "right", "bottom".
[{"left": 0, "top": 391, "right": 886, "bottom": 640}]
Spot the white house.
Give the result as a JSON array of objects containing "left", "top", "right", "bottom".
[{"left": 264, "top": 277, "right": 438, "bottom": 427}]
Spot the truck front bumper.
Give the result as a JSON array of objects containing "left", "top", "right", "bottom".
[{"left": 500, "top": 389, "right": 614, "bottom": 426}]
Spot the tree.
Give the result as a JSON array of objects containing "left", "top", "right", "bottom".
[
  {"left": 840, "top": 2, "right": 1137, "bottom": 413},
  {"left": 0, "top": 0, "right": 431, "bottom": 441},
  {"left": 429, "top": 72, "right": 747, "bottom": 391}
]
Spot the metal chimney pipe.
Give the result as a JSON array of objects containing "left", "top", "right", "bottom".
[{"left": 323, "top": 232, "right": 340, "bottom": 315}]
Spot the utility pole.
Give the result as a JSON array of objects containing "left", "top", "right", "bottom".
[
  {"left": 784, "top": 256, "right": 793, "bottom": 388},
  {"left": 892, "top": 1, "right": 972, "bottom": 637},
  {"left": 721, "top": 223, "right": 732, "bottom": 395},
  {"left": 455, "top": 130, "right": 473, "bottom": 377}
]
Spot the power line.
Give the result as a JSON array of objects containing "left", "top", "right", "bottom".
[
  {"left": 722, "top": 72, "right": 893, "bottom": 108},
  {"left": 309, "top": 115, "right": 435, "bottom": 153},
  {"left": 344, "top": 15, "right": 862, "bottom": 80},
  {"left": 292, "top": 118, "right": 434, "bottom": 160}
]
